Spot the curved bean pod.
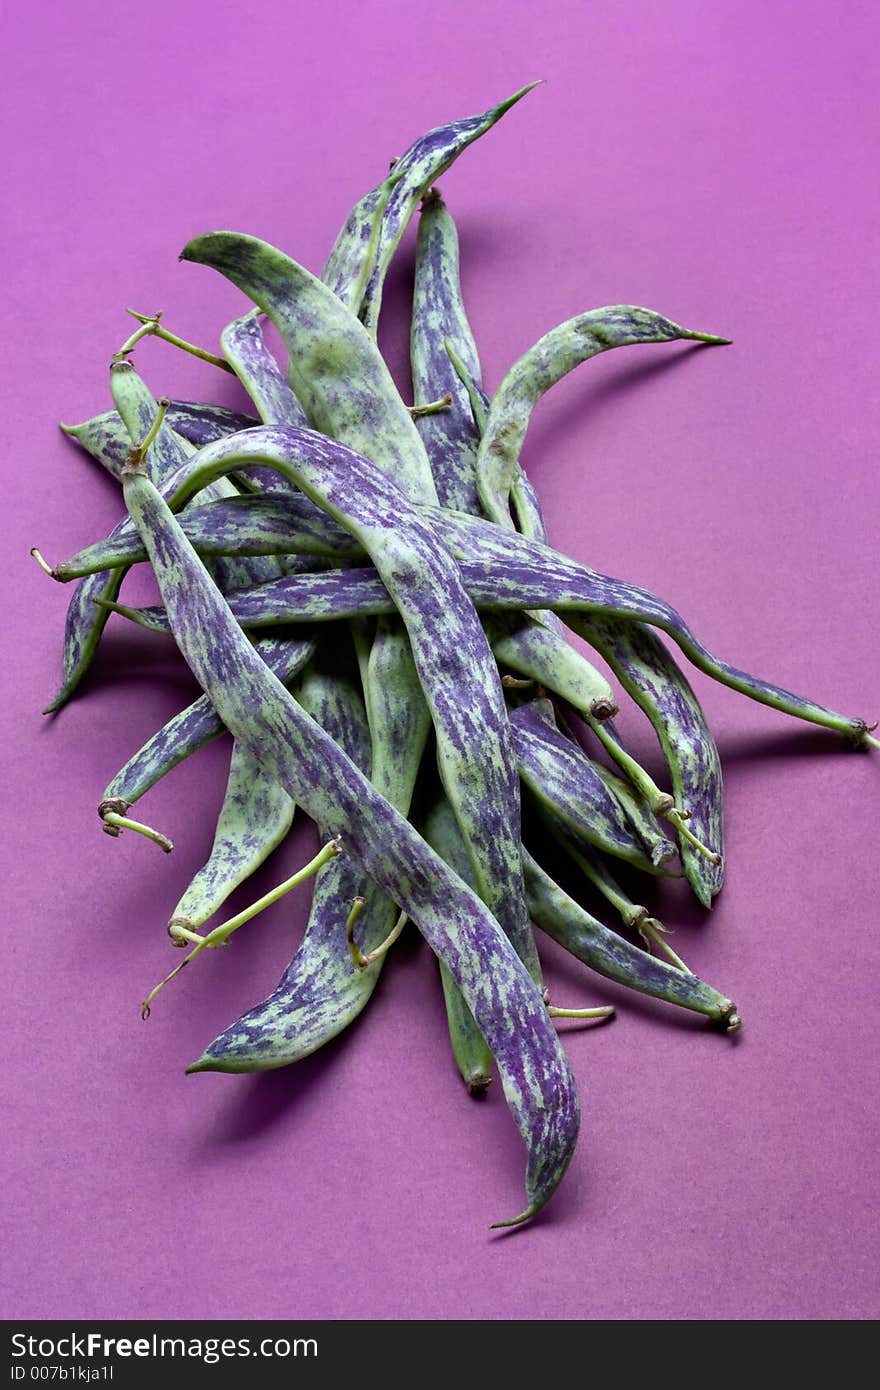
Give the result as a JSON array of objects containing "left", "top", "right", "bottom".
[
  {"left": 45, "top": 365, "right": 201, "bottom": 711},
  {"left": 410, "top": 192, "right": 485, "bottom": 514},
  {"left": 181, "top": 234, "right": 438, "bottom": 505},
  {"left": 514, "top": 706, "right": 677, "bottom": 873},
  {"left": 511, "top": 699, "right": 657, "bottom": 871},
  {"left": 437, "top": 520, "right": 873, "bottom": 745},
  {"left": 580, "top": 617, "right": 724, "bottom": 904},
  {"left": 126, "top": 426, "right": 537, "bottom": 975},
  {"left": 320, "top": 183, "right": 389, "bottom": 314},
  {"left": 51, "top": 493, "right": 360, "bottom": 579},
  {"left": 169, "top": 737, "right": 296, "bottom": 932},
  {"left": 60, "top": 482, "right": 874, "bottom": 743},
  {"left": 221, "top": 310, "right": 307, "bottom": 434},
  {"left": 523, "top": 849, "right": 738, "bottom": 1027},
  {"left": 101, "top": 635, "right": 316, "bottom": 813},
  {"left": 61, "top": 401, "right": 258, "bottom": 481},
  {"left": 191, "top": 658, "right": 400, "bottom": 1073},
  {"left": 122, "top": 464, "right": 579, "bottom": 1227},
  {"left": 322, "top": 83, "right": 538, "bottom": 328},
  {"left": 476, "top": 307, "right": 729, "bottom": 528}
]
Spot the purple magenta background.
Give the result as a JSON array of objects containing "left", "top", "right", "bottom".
[{"left": 2, "top": 1, "right": 878, "bottom": 1321}]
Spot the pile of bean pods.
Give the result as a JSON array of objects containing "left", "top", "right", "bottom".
[{"left": 40, "top": 84, "right": 877, "bottom": 1226}]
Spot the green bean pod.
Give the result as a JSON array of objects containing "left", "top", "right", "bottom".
[
  {"left": 100, "top": 635, "right": 316, "bottom": 814},
  {"left": 476, "top": 306, "right": 729, "bottom": 528},
  {"left": 60, "top": 401, "right": 258, "bottom": 481},
  {"left": 322, "top": 83, "right": 538, "bottom": 329},
  {"left": 422, "top": 797, "right": 496, "bottom": 1095},
  {"left": 578, "top": 617, "right": 724, "bottom": 904},
  {"left": 181, "top": 233, "right": 438, "bottom": 505},
  {"left": 524, "top": 850, "right": 738, "bottom": 1027}
]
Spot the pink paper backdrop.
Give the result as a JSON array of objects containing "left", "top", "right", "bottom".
[{"left": 3, "top": 0, "right": 878, "bottom": 1321}]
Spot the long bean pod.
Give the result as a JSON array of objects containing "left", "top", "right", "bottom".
[
  {"left": 476, "top": 307, "right": 729, "bottom": 528},
  {"left": 523, "top": 849, "right": 738, "bottom": 1027},
  {"left": 121, "top": 459, "right": 579, "bottom": 1227},
  {"left": 61, "top": 401, "right": 258, "bottom": 481},
  {"left": 190, "top": 658, "right": 400, "bottom": 1072},
  {"left": 100, "top": 635, "right": 315, "bottom": 815},
  {"left": 181, "top": 234, "right": 438, "bottom": 505},
  {"left": 86, "top": 518, "right": 875, "bottom": 746},
  {"left": 124, "top": 426, "right": 538, "bottom": 974},
  {"left": 322, "top": 83, "right": 538, "bottom": 327},
  {"left": 580, "top": 618, "right": 724, "bottom": 903},
  {"left": 410, "top": 192, "right": 485, "bottom": 514}
]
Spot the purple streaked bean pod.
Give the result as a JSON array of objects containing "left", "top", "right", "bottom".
[
  {"left": 410, "top": 192, "right": 485, "bottom": 514},
  {"left": 221, "top": 310, "right": 307, "bottom": 433},
  {"left": 169, "top": 737, "right": 296, "bottom": 933},
  {"left": 487, "top": 612, "right": 616, "bottom": 721},
  {"left": 580, "top": 617, "right": 724, "bottom": 904},
  {"left": 45, "top": 365, "right": 229, "bottom": 712},
  {"left": 51, "top": 493, "right": 360, "bottom": 578},
  {"left": 192, "top": 873, "right": 395, "bottom": 1073},
  {"left": 60, "top": 401, "right": 258, "bottom": 482},
  {"left": 514, "top": 706, "right": 677, "bottom": 872},
  {"left": 131, "top": 425, "right": 538, "bottom": 977},
  {"left": 476, "top": 307, "right": 729, "bottom": 529},
  {"left": 511, "top": 699, "right": 657, "bottom": 871},
  {"left": 59, "top": 481, "right": 875, "bottom": 743},
  {"left": 100, "top": 635, "right": 316, "bottom": 813},
  {"left": 433, "top": 518, "right": 873, "bottom": 746},
  {"left": 181, "top": 234, "right": 438, "bottom": 506},
  {"left": 587, "top": 757, "right": 678, "bottom": 870},
  {"left": 122, "top": 463, "right": 579, "bottom": 1227},
  {"left": 523, "top": 848, "right": 738, "bottom": 1028},
  {"left": 190, "top": 655, "right": 400, "bottom": 1073},
  {"left": 322, "top": 83, "right": 538, "bottom": 328},
  {"left": 219, "top": 310, "right": 310, "bottom": 502}
]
